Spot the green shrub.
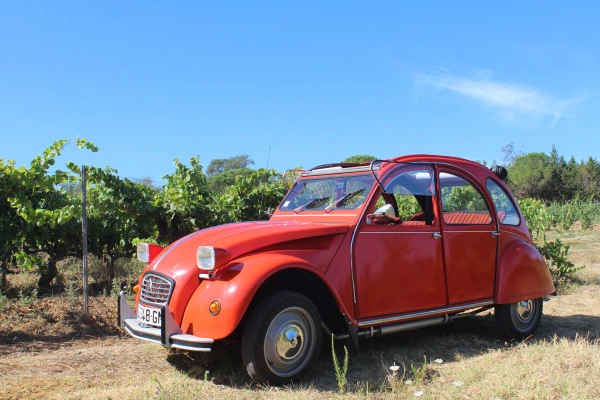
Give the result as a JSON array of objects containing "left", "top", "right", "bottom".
[
  {"left": 538, "top": 239, "right": 584, "bottom": 285},
  {"left": 517, "top": 198, "right": 586, "bottom": 285}
]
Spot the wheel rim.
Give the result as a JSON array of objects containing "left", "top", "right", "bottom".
[
  {"left": 511, "top": 299, "right": 537, "bottom": 331},
  {"left": 263, "top": 306, "right": 316, "bottom": 378}
]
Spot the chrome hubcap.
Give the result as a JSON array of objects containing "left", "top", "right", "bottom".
[
  {"left": 264, "top": 307, "right": 315, "bottom": 377},
  {"left": 516, "top": 300, "right": 533, "bottom": 323},
  {"left": 276, "top": 324, "right": 304, "bottom": 360},
  {"left": 511, "top": 299, "right": 539, "bottom": 333}
]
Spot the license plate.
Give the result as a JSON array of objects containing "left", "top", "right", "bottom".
[{"left": 137, "top": 304, "right": 161, "bottom": 327}]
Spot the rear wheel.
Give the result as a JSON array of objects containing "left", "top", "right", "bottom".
[
  {"left": 242, "top": 291, "right": 322, "bottom": 385},
  {"left": 495, "top": 298, "right": 543, "bottom": 339}
]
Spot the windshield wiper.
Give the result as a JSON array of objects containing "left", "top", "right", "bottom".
[
  {"left": 324, "top": 188, "right": 365, "bottom": 213},
  {"left": 294, "top": 196, "right": 332, "bottom": 213}
]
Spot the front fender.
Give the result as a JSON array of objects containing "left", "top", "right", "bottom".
[
  {"left": 495, "top": 234, "right": 555, "bottom": 304},
  {"left": 179, "top": 254, "right": 327, "bottom": 340}
]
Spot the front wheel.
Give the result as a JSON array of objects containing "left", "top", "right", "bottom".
[
  {"left": 242, "top": 291, "right": 322, "bottom": 385},
  {"left": 495, "top": 298, "right": 543, "bottom": 339}
]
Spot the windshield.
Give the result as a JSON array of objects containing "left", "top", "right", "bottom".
[{"left": 279, "top": 174, "right": 375, "bottom": 213}]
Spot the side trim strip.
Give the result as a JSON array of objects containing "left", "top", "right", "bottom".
[
  {"left": 443, "top": 230, "right": 495, "bottom": 234},
  {"left": 360, "top": 231, "right": 435, "bottom": 235},
  {"left": 357, "top": 301, "right": 493, "bottom": 327}
]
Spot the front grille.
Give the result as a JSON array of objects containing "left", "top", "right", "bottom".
[{"left": 140, "top": 273, "right": 173, "bottom": 305}]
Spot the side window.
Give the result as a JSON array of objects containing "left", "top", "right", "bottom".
[
  {"left": 486, "top": 179, "right": 521, "bottom": 226},
  {"left": 439, "top": 172, "right": 491, "bottom": 225},
  {"left": 377, "top": 168, "right": 436, "bottom": 225}
]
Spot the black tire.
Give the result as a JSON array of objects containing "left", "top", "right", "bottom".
[
  {"left": 242, "top": 291, "right": 322, "bottom": 385},
  {"left": 495, "top": 298, "right": 543, "bottom": 339}
]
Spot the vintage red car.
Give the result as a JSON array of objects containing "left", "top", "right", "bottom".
[{"left": 118, "top": 155, "right": 555, "bottom": 384}]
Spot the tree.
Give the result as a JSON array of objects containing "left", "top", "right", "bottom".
[
  {"left": 206, "top": 155, "right": 254, "bottom": 177},
  {"left": 561, "top": 156, "right": 579, "bottom": 199},
  {"left": 542, "top": 145, "right": 569, "bottom": 201},
  {"left": 578, "top": 157, "right": 600, "bottom": 199},
  {"left": 500, "top": 143, "right": 523, "bottom": 167},
  {"left": 507, "top": 152, "right": 550, "bottom": 199},
  {"left": 207, "top": 167, "right": 254, "bottom": 194},
  {"left": 340, "top": 155, "right": 378, "bottom": 164},
  {"left": 132, "top": 176, "right": 160, "bottom": 190}
]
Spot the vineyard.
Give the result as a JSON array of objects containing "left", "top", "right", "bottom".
[{"left": 0, "top": 139, "right": 286, "bottom": 295}]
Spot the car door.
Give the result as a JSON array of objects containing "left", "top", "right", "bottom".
[
  {"left": 437, "top": 168, "right": 498, "bottom": 304},
  {"left": 353, "top": 165, "right": 447, "bottom": 318}
]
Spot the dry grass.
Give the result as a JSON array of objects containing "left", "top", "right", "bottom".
[
  {"left": 1, "top": 228, "right": 600, "bottom": 399},
  {"left": 547, "top": 223, "right": 600, "bottom": 287},
  {"left": 546, "top": 223, "right": 600, "bottom": 267}
]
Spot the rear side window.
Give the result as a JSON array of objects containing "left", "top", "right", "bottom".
[
  {"left": 439, "top": 172, "right": 492, "bottom": 225},
  {"left": 486, "top": 179, "right": 521, "bottom": 226}
]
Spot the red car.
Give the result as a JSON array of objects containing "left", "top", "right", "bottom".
[{"left": 118, "top": 155, "right": 555, "bottom": 384}]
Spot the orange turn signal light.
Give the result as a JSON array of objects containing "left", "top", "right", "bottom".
[
  {"left": 209, "top": 300, "right": 221, "bottom": 316},
  {"left": 132, "top": 284, "right": 139, "bottom": 294}
]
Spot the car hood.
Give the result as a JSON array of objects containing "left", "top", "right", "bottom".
[{"left": 148, "top": 220, "right": 351, "bottom": 275}]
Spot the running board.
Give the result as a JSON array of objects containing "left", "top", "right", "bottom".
[{"left": 327, "top": 304, "right": 493, "bottom": 341}]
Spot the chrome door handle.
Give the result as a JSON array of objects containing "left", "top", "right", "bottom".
[
  {"left": 432, "top": 232, "right": 442, "bottom": 240},
  {"left": 491, "top": 231, "right": 500, "bottom": 238}
]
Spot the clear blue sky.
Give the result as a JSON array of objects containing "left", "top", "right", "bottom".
[{"left": 1, "top": 1, "right": 598, "bottom": 183}]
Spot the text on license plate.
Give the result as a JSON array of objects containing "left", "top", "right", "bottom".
[{"left": 137, "top": 304, "right": 161, "bottom": 327}]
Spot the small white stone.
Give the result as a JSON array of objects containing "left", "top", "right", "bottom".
[
  {"left": 433, "top": 358, "right": 443, "bottom": 364},
  {"left": 414, "top": 390, "right": 424, "bottom": 397},
  {"left": 404, "top": 379, "right": 414, "bottom": 385},
  {"left": 453, "top": 380, "right": 464, "bottom": 387}
]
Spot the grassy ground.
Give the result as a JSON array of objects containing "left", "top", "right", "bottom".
[{"left": 1, "top": 226, "right": 599, "bottom": 399}]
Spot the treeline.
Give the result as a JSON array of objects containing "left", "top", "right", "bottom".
[
  {"left": 505, "top": 145, "right": 600, "bottom": 201},
  {"left": 0, "top": 139, "right": 286, "bottom": 291}
]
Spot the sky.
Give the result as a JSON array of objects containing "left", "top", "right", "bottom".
[{"left": 1, "top": 1, "right": 599, "bottom": 184}]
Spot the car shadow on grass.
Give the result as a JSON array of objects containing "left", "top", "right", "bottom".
[
  {"left": 164, "top": 312, "right": 600, "bottom": 394},
  {"left": 165, "top": 341, "right": 249, "bottom": 387}
]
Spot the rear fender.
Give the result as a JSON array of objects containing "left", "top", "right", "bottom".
[
  {"left": 179, "top": 253, "right": 344, "bottom": 340},
  {"left": 495, "top": 235, "right": 555, "bottom": 304}
]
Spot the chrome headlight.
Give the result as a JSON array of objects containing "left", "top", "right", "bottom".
[
  {"left": 137, "top": 243, "right": 150, "bottom": 262},
  {"left": 197, "top": 246, "right": 216, "bottom": 271},
  {"left": 137, "top": 243, "right": 164, "bottom": 263}
]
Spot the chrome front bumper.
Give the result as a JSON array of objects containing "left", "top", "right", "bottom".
[{"left": 117, "top": 291, "right": 213, "bottom": 352}]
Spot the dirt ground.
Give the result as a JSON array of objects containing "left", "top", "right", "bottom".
[{"left": 1, "top": 280, "right": 599, "bottom": 399}]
